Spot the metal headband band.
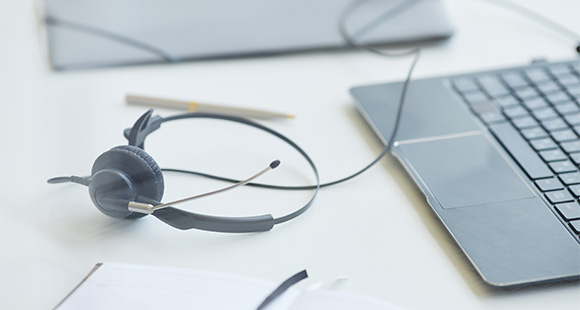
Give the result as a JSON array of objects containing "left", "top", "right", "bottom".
[{"left": 123, "top": 109, "right": 320, "bottom": 231}]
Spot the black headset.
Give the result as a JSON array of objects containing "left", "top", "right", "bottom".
[
  {"left": 48, "top": 109, "right": 320, "bottom": 233},
  {"left": 47, "top": 0, "right": 580, "bottom": 234}
]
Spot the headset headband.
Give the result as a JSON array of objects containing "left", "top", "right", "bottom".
[{"left": 122, "top": 109, "right": 320, "bottom": 233}]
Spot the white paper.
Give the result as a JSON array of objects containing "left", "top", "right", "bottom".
[
  {"left": 56, "top": 263, "right": 299, "bottom": 310},
  {"left": 56, "top": 263, "right": 403, "bottom": 310}
]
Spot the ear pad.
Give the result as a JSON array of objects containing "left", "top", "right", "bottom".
[{"left": 90, "top": 145, "right": 165, "bottom": 217}]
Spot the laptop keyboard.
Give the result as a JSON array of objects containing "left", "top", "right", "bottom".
[{"left": 450, "top": 59, "right": 580, "bottom": 240}]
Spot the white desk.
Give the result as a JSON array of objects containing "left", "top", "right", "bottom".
[{"left": 1, "top": 0, "right": 579, "bottom": 309}]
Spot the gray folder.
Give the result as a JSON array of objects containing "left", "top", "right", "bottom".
[{"left": 41, "top": 0, "right": 454, "bottom": 70}]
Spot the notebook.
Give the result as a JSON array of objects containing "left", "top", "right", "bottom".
[{"left": 54, "top": 263, "right": 404, "bottom": 310}]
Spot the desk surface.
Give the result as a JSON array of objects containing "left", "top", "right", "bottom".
[{"left": 1, "top": 0, "right": 579, "bottom": 309}]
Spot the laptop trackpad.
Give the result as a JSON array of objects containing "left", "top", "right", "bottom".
[{"left": 397, "top": 133, "right": 535, "bottom": 209}]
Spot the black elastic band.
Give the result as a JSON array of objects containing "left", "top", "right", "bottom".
[
  {"left": 45, "top": 16, "right": 179, "bottom": 63},
  {"left": 256, "top": 270, "right": 309, "bottom": 310}
]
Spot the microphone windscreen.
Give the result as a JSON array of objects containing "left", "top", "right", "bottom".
[{"left": 270, "top": 160, "right": 281, "bottom": 169}]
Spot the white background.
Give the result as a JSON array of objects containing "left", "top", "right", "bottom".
[{"left": 1, "top": 0, "right": 579, "bottom": 309}]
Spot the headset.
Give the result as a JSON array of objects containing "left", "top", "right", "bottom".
[
  {"left": 46, "top": 0, "right": 425, "bottom": 234},
  {"left": 48, "top": 110, "right": 320, "bottom": 233},
  {"left": 47, "top": 0, "right": 579, "bottom": 234}
]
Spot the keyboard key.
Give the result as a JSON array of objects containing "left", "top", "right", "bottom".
[
  {"left": 555, "top": 202, "right": 580, "bottom": 220},
  {"left": 529, "top": 138, "right": 557, "bottom": 151},
  {"left": 468, "top": 101, "right": 505, "bottom": 124},
  {"left": 539, "top": 149, "right": 567, "bottom": 162},
  {"left": 559, "top": 172, "right": 580, "bottom": 185},
  {"left": 515, "top": 87, "right": 539, "bottom": 100},
  {"left": 522, "top": 97, "right": 548, "bottom": 110},
  {"left": 535, "top": 178, "right": 564, "bottom": 191},
  {"left": 504, "top": 106, "right": 529, "bottom": 119},
  {"left": 477, "top": 75, "right": 510, "bottom": 97},
  {"left": 554, "top": 102, "right": 579, "bottom": 115},
  {"left": 468, "top": 100, "right": 500, "bottom": 115},
  {"left": 454, "top": 78, "right": 479, "bottom": 93},
  {"left": 564, "top": 113, "right": 580, "bottom": 125},
  {"left": 546, "top": 91, "right": 571, "bottom": 105},
  {"left": 557, "top": 74, "right": 580, "bottom": 86},
  {"left": 550, "top": 129, "right": 577, "bottom": 142},
  {"left": 541, "top": 118, "right": 568, "bottom": 131},
  {"left": 553, "top": 69, "right": 575, "bottom": 79},
  {"left": 502, "top": 72, "right": 528, "bottom": 89},
  {"left": 512, "top": 116, "right": 538, "bottom": 129},
  {"left": 561, "top": 141, "right": 580, "bottom": 153},
  {"left": 532, "top": 107, "right": 558, "bottom": 120},
  {"left": 545, "top": 190, "right": 574, "bottom": 203},
  {"left": 549, "top": 160, "right": 577, "bottom": 174},
  {"left": 537, "top": 81, "right": 561, "bottom": 94},
  {"left": 489, "top": 123, "right": 553, "bottom": 179},
  {"left": 549, "top": 64, "right": 572, "bottom": 76},
  {"left": 495, "top": 95, "right": 520, "bottom": 108},
  {"left": 521, "top": 127, "right": 548, "bottom": 140},
  {"left": 568, "top": 185, "right": 580, "bottom": 197},
  {"left": 479, "top": 112, "right": 506, "bottom": 124},
  {"left": 464, "top": 91, "right": 488, "bottom": 104},
  {"left": 571, "top": 62, "right": 580, "bottom": 73},
  {"left": 570, "top": 221, "right": 580, "bottom": 234},
  {"left": 570, "top": 153, "right": 580, "bottom": 165},
  {"left": 565, "top": 85, "right": 580, "bottom": 97},
  {"left": 524, "top": 68, "right": 551, "bottom": 83}
]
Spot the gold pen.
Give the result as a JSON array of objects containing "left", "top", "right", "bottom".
[{"left": 126, "top": 94, "right": 294, "bottom": 119}]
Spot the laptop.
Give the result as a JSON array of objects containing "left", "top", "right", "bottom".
[
  {"left": 351, "top": 59, "right": 580, "bottom": 287},
  {"left": 41, "top": 0, "right": 454, "bottom": 70}
]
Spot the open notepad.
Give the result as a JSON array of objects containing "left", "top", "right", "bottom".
[{"left": 54, "top": 263, "right": 403, "bottom": 310}]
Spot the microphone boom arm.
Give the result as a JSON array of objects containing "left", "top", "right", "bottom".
[{"left": 128, "top": 160, "right": 280, "bottom": 214}]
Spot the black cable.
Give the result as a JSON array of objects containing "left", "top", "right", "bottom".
[
  {"left": 163, "top": 0, "right": 580, "bottom": 191},
  {"left": 162, "top": 49, "right": 421, "bottom": 190},
  {"left": 477, "top": 0, "right": 580, "bottom": 54},
  {"left": 161, "top": 0, "right": 424, "bottom": 190},
  {"left": 44, "top": 16, "right": 179, "bottom": 63},
  {"left": 338, "top": 0, "right": 422, "bottom": 57}
]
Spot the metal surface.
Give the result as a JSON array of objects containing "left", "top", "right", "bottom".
[{"left": 351, "top": 61, "right": 580, "bottom": 286}]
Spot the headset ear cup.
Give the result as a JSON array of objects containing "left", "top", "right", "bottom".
[
  {"left": 88, "top": 169, "right": 137, "bottom": 218},
  {"left": 91, "top": 145, "right": 165, "bottom": 216}
]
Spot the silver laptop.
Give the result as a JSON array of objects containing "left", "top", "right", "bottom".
[
  {"left": 351, "top": 59, "right": 580, "bottom": 287},
  {"left": 41, "top": 0, "right": 454, "bottom": 70}
]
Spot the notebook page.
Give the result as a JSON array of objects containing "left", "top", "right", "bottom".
[{"left": 56, "top": 263, "right": 299, "bottom": 310}]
